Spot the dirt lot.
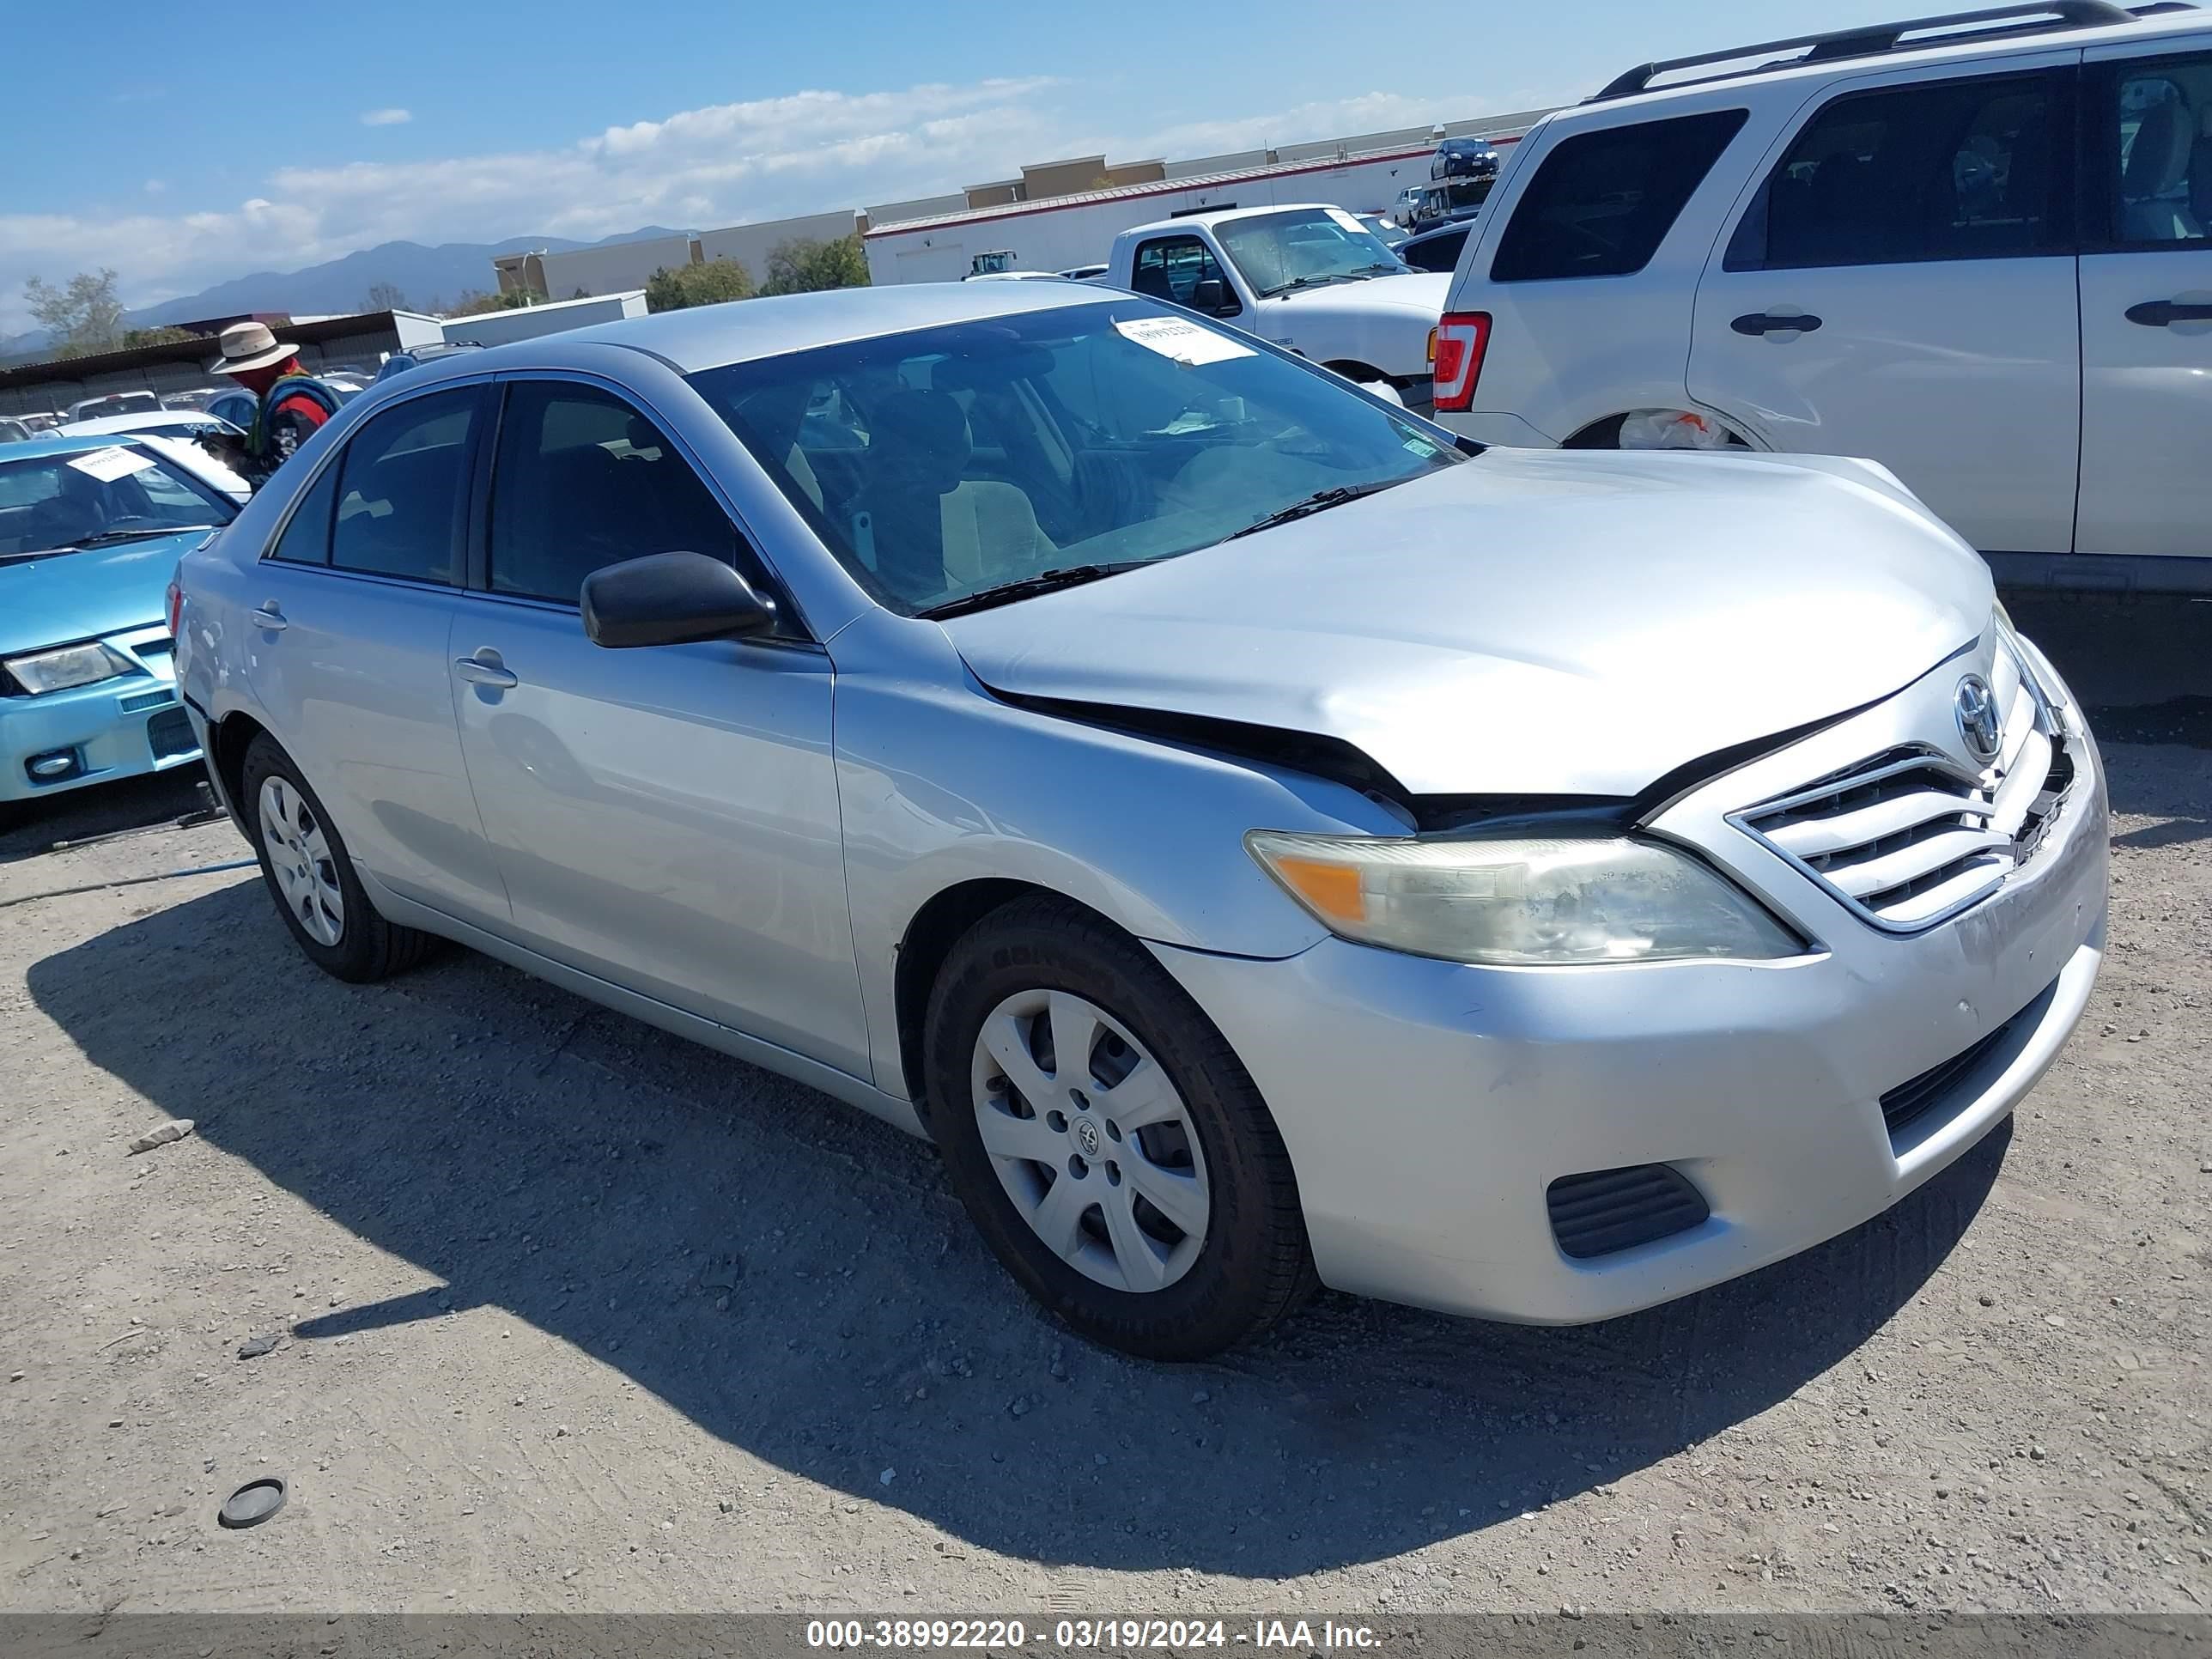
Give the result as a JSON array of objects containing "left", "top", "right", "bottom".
[{"left": 0, "top": 598, "right": 2207, "bottom": 1616}]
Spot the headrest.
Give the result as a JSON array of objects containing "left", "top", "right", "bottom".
[
  {"left": 866, "top": 390, "right": 971, "bottom": 495},
  {"left": 2125, "top": 95, "right": 2194, "bottom": 200}
]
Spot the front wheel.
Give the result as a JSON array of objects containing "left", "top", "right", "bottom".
[
  {"left": 924, "top": 896, "right": 1315, "bottom": 1359},
  {"left": 240, "top": 734, "right": 439, "bottom": 983}
]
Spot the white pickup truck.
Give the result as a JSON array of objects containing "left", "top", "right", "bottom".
[{"left": 1102, "top": 204, "right": 1450, "bottom": 408}]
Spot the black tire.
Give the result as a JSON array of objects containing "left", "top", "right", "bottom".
[
  {"left": 924, "top": 896, "right": 1316, "bottom": 1360},
  {"left": 240, "top": 733, "right": 440, "bottom": 983}
]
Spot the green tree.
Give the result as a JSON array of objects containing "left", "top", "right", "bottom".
[
  {"left": 644, "top": 258, "right": 755, "bottom": 313},
  {"left": 24, "top": 268, "right": 126, "bottom": 355},
  {"left": 121, "top": 325, "right": 197, "bottom": 348},
  {"left": 445, "top": 288, "right": 543, "bottom": 317},
  {"left": 760, "top": 235, "right": 870, "bottom": 296},
  {"left": 365, "top": 281, "right": 410, "bottom": 312}
]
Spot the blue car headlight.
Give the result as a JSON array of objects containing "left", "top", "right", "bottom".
[{"left": 5, "top": 642, "right": 133, "bottom": 696}]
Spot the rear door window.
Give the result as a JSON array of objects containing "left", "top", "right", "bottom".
[
  {"left": 1490, "top": 109, "right": 1748, "bottom": 281},
  {"left": 328, "top": 387, "right": 479, "bottom": 585},
  {"left": 1726, "top": 71, "right": 2070, "bottom": 270},
  {"left": 269, "top": 461, "right": 340, "bottom": 566},
  {"left": 1402, "top": 226, "right": 1471, "bottom": 272}
]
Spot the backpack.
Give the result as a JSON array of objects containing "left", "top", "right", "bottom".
[{"left": 246, "top": 374, "right": 344, "bottom": 471}]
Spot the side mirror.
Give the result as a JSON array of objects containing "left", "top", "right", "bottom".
[
  {"left": 580, "top": 551, "right": 778, "bottom": 649},
  {"left": 1189, "top": 277, "right": 1231, "bottom": 314}
]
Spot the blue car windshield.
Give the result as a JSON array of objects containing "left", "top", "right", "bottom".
[
  {"left": 0, "top": 445, "right": 236, "bottom": 559},
  {"left": 690, "top": 298, "right": 1460, "bottom": 616}
]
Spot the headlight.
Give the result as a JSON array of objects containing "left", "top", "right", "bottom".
[
  {"left": 5, "top": 642, "right": 132, "bottom": 695},
  {"left": 1992, "top": 603, "right": 2065, "bottom": 714},
  {"left": 1245, "top": 830, "right": 1803, "bottom": 966}
]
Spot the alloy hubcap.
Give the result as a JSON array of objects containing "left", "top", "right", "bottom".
[
  {"left": 257, "top": 775, "right": 345, "bottom": 948},
  {"left": 970, "top": 988, "right": 1210, "bottom": 1294}
]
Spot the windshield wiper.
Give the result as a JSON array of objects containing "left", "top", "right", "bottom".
[
  {"left": 72, "top": 525, "right": 221, "bottom": 550},
  {"left": 1223, "top": 479, "right": 1407, "bottom": 542},
  {"left": 917, "top": 562, "right": 1151, "bottom": 620},
  {"left": 1259, "top": 272, "right": 1358, "bottom": 298}
]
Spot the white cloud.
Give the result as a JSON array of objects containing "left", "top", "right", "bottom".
[
  {"left": 0, "top": 76, "right": 1516, "bottom": 334},
  {"left": 360, "top": 107, "right": 412, "bottom": 126},
  {"left": 143, "top": 179, "right": 167, "bottom": 195}
]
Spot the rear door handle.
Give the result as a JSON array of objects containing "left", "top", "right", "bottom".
[
  {"left": 453, "top": 656, "right": 518, "bottom": 690},
  {"left": 2124, "top": 299, "right": 2212, "bottom": 327},
  {"left": 247, "top": 604, "right": 287, "bottom": 631},
  {"left": 1731, "top": 310, "right": 1823, "bottom": 337}
]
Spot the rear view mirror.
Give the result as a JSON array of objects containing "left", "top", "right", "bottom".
[
  {"left": 1190, "top": 278, "right": 1231, "bottom": 314},
  {"left": 580, "top": 551, "right": 778, "bottom": 649}
]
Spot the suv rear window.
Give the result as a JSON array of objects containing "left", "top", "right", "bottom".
[{"left": 1490, "top": 109, "right": 1747, "bottom": 282}]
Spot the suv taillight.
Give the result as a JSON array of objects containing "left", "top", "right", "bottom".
[
  {"left": 1431, "top": 311, "right": 1491, "bottom": 412},
  {"left": 166, "top": 577, "right": 184, "bottom": 637}
]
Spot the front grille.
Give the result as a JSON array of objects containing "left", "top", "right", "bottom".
[
  {"left": 1881, "top": 978, "right": 2057, "bottom": 1143},
  {"left": 1547, "top": 1164, "right": 1711, "bottom": 1260},
  {"left": 146, "top": 705, "right": 198, "bottom": 761},
  {"left": 1734, "top": 664, "right": 2071, "bottom": 932}
]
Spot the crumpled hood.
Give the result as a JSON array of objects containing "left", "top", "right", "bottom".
[
  {"left": 0, "top": 532, "right": 198, "bottom": 659},
  {"left": 943, "top": 447, "right": 1994, "bottom": 799},
  {"left": 1273, "top": 269, "right": 1451, "bottom": 319}
]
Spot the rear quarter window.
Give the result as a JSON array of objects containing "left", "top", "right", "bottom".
[{"left": 1489, "top": 109, "right": 1749, "bottom": 282}]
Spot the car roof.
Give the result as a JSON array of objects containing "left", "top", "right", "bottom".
[
  {"left": 56, "top": 411, "right": 224, "bottom": 435},
  {"left": 423, "top": 280, "right": 1117, "bottom": 377},
  {"left": 1569, "top": 5, "right": 2212, "bottom": 117},
  {"left": 0, "top": 431, "right": 173, "bottom": 461}
]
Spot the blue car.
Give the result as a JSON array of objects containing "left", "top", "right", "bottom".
[{"left": 1, "top": 434, "right": 239, "bottom": 809}]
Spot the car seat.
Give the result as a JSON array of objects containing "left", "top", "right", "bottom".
[
  {"left": 849, "top": 389, "right": 1054, "bottom": 600},
  {"left": 2122, "top": 94, "right": 2203, "bottom": 242},
  {"left": 24, "top": 469, "right": 110, "bottom": 550}
]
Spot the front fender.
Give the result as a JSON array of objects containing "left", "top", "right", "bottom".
[{"left": 829, "top": 612, "right": 1398, "bottom": 1098}]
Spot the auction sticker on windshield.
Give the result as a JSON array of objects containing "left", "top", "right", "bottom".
[
  {"left": 1115, "top": 315, "right": 1254, "bottom": 366},
  {"left": 67, "top": 447, "right": 156, "bottom": 483},
  {"left": 1325, "top": 207, "right": 1370, "bottom": 234}
]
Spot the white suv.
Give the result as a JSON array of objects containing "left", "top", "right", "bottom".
[{"left": 1429, "top": 1, "right": 2212, "bottom": 593}]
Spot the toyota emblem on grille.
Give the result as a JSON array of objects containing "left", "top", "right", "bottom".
[{"left": 1955, "top": 674, "right": 2002, "bottom": 763}]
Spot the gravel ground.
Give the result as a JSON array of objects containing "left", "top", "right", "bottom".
[{"left": 0, "top": 602, "right": 2206, "bottom": 1616}]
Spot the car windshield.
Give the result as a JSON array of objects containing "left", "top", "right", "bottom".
[
  {"left": 1212, "top": 208, "right": 1411, "bottom": 295},
  {"left": 0, "top": 445, "right": 236, "bottom": 559},
  {"left": 690, "top": 297, "right": 1461, "bottom": 616}
]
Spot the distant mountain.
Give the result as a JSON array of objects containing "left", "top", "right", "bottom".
[{"left": 123, "top": 226, "right": 691, "bottom": 329}]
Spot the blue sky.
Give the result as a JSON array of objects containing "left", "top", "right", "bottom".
[{"left": 5, "top": 0, "right": 1880, "bottom": 330}]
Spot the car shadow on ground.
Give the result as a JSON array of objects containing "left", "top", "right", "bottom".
[
  {"left": 28, "top": 878, "right": 2015, "bottom": 1577},
  {"left": 0, "top": 771, "right": 207, "bottom": 866}
]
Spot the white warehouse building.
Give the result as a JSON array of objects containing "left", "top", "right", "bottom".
[{"left": 487, "top": 105, "right": 1555, "bottom": 301}]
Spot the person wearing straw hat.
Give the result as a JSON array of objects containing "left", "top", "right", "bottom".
[{"left": 204, "top": 320, "right": 341, "bottom": 487}]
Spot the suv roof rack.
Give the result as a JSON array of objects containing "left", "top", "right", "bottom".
[{"left": 1589, "top": 1, "right": 2143, "bottom": 102}]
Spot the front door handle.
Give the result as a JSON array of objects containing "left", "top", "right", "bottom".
[
  {"left": 2124, "top": 299, "right": 2212, "bottom": 327},
  {"left": 1731, "top": 310, "right": 1824, "bottom": 337},
  {"left": 453, "top": 655, "right": 518, "bottom": 690},
  {"left": 247, "top": 604, "right": 287, "bottom": 631}
]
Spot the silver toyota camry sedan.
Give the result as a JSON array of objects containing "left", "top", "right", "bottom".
[{"left": 173, "top": 282, "right": 2106, "bottom": 1358}]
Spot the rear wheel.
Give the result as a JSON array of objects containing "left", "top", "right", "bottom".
[
  {"left": 925, "top": 896, "right": 1315, "bottom": 1359},
  {"left": 241, "top": 734, "right": 439, "bottom": 982}
]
